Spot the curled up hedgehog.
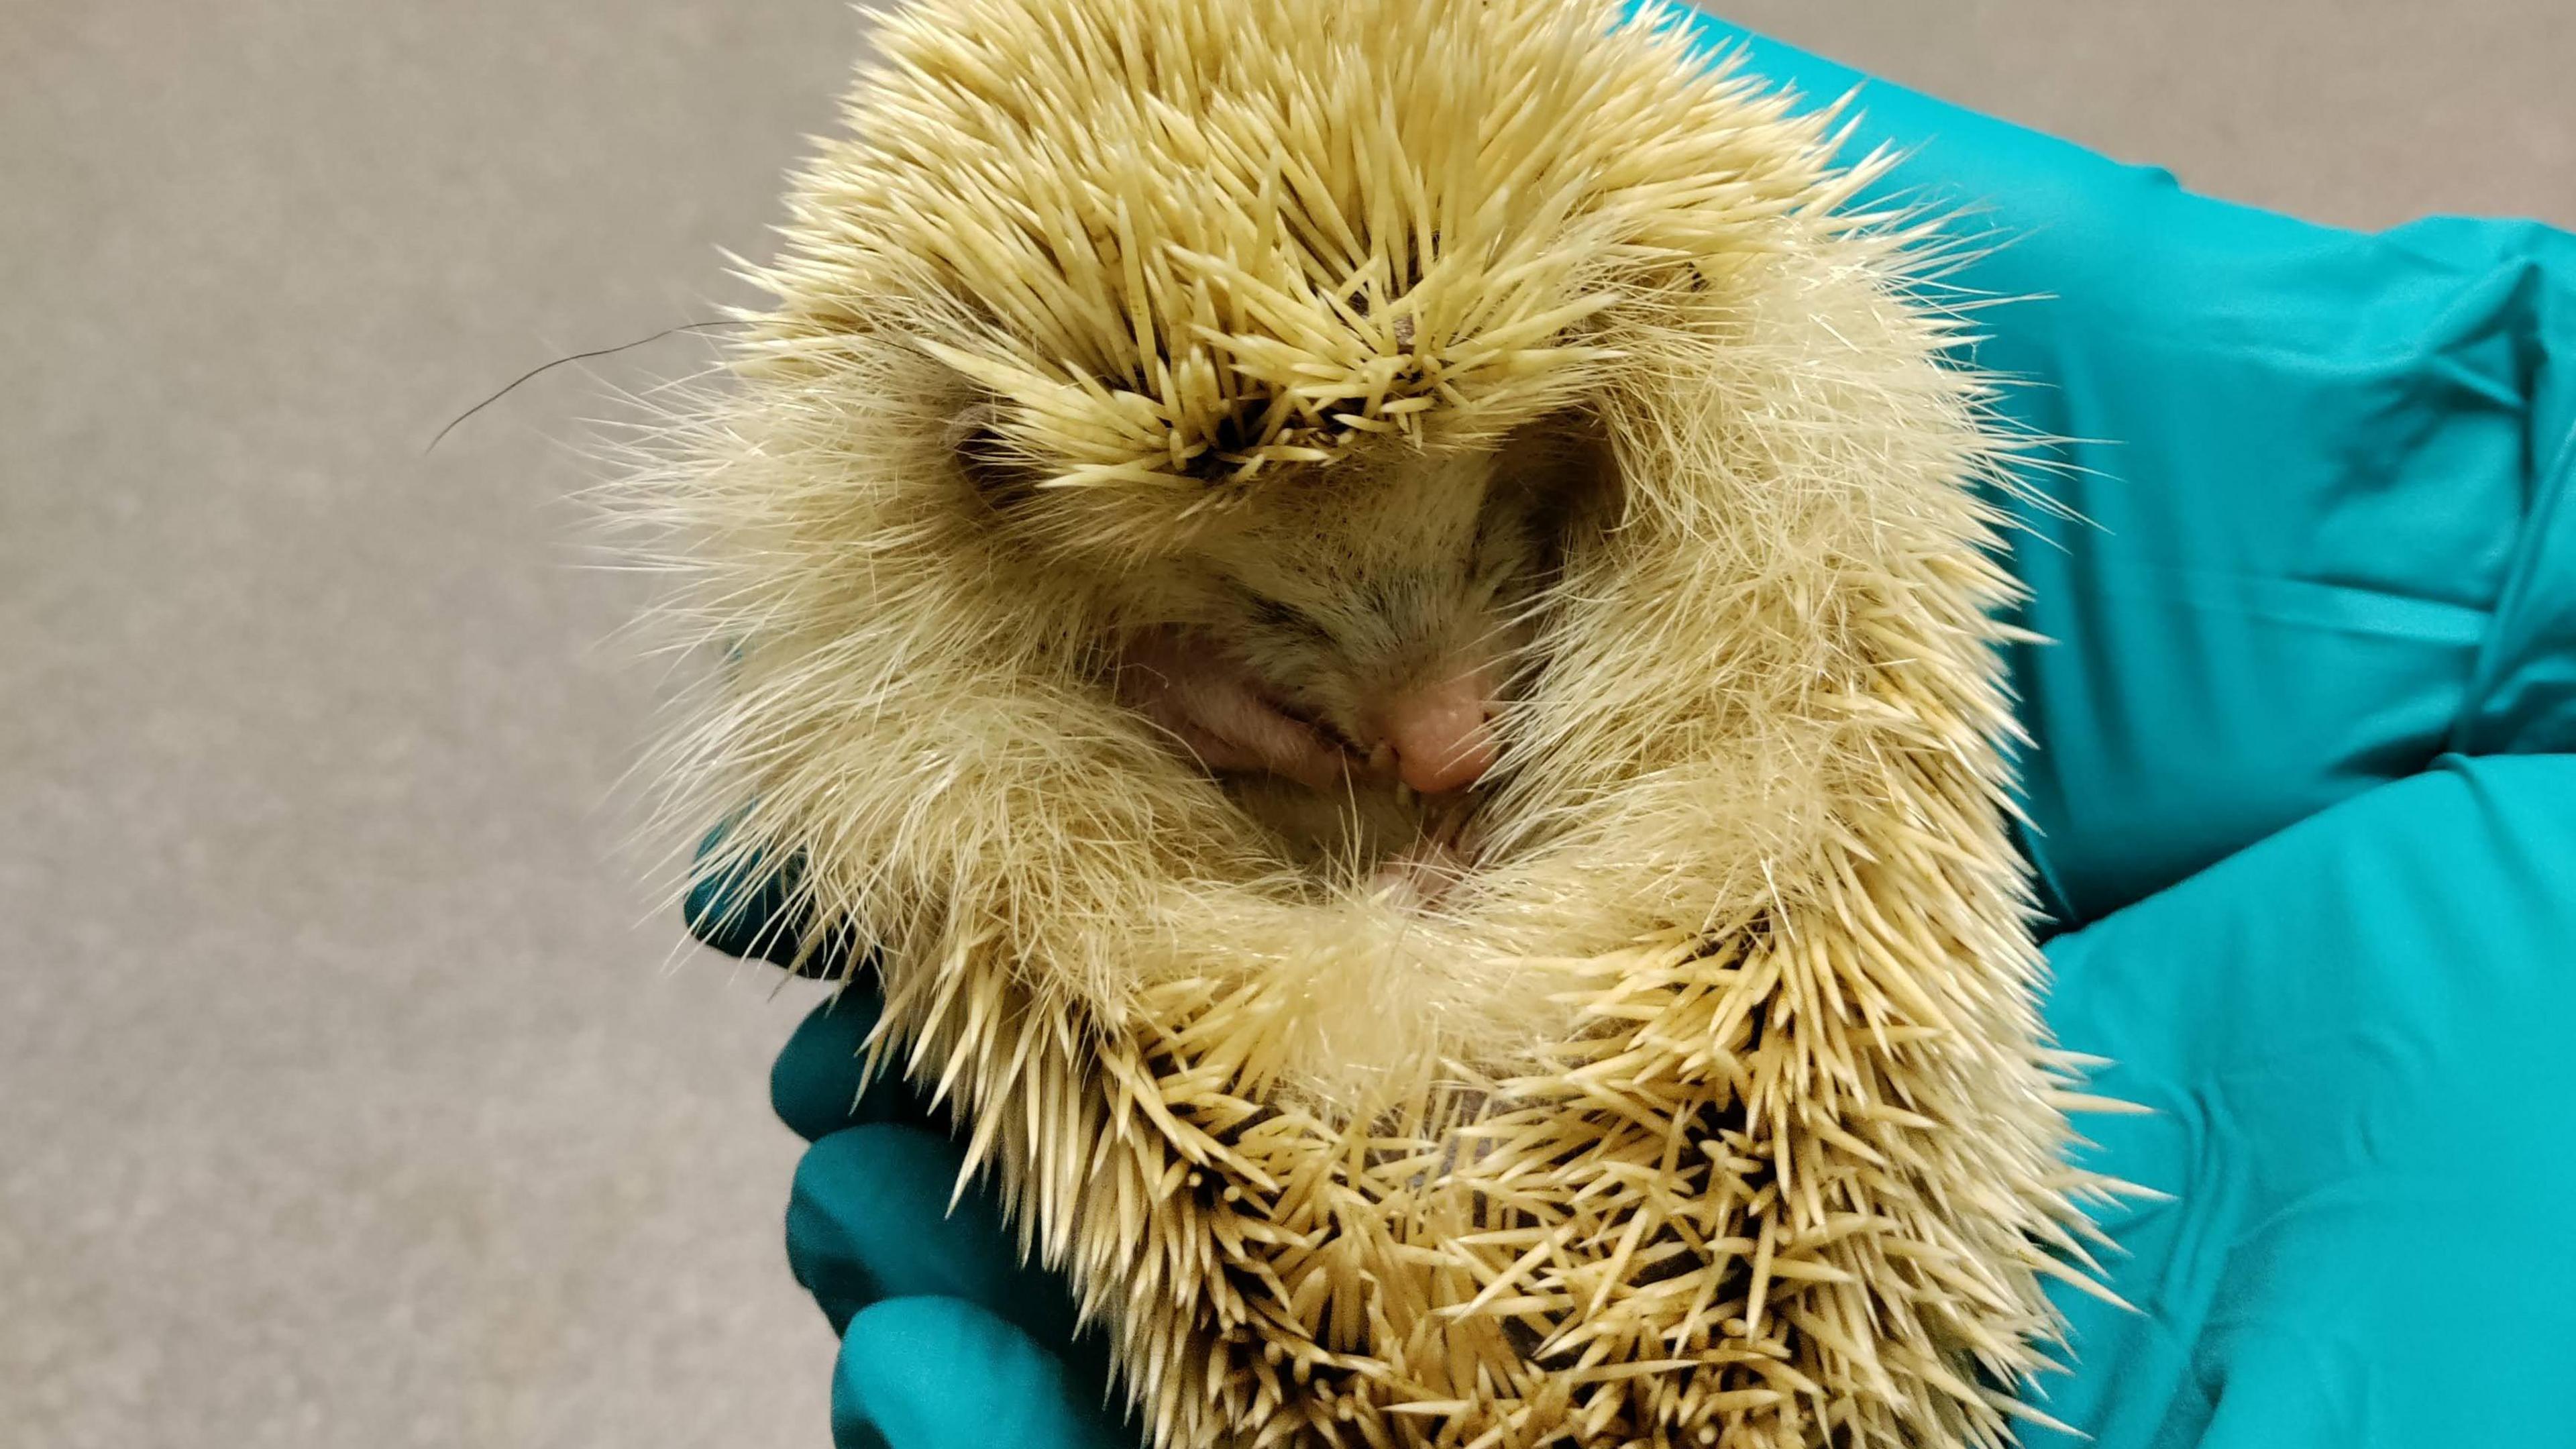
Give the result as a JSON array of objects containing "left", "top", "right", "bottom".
[{"left": 637, "top": 0, "right": 2125, "bottom": 1444}]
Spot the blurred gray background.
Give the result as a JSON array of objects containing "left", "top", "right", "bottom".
[{"left": 3, "top": 2, "right": 2568, "bottom": 1446}]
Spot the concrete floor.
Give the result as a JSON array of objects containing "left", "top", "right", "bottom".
[{"left": 3, "top": 2, "right": 2567, "bottom": 1446}]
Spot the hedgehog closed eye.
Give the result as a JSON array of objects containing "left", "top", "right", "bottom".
[{"left": 1242, "top": 593, "right": 1334, "bottom": 642}]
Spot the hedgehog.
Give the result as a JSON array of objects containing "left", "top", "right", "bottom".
[{"left": 633, "top": 0, "right": 2119, "bottom": 1444}]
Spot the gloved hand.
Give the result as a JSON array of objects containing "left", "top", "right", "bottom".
[
  {"left": 770, "top": 991, "right": 1132, "bottom": 1449},
  {"left": 2024, "top": 754, "right": 2576, "bottom": 1446},
  {"left": 1660, "top": 7, "right": 2576, "bottom": 929},
  {"left": 688, "top": 853, "right": 1135, "bottom": 1448},
  {"left": 695, "top": 7, "right": 2576, "bottom": 1445}
]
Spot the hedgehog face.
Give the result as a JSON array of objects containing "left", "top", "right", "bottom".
[
  {"left": 949, "top": 382, "right": 1616, "bottom": 790},
  {"left": 1184, "top": 443, "right": 1552, "bottom": 777},
  {"left": 1157, "top": 423, "right": 1607, "bottom": 791}
]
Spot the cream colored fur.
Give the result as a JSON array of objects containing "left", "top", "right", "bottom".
[{"left": 632, "top": 0, "right": 2114, "bottom": 1444}]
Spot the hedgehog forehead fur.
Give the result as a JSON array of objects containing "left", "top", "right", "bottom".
[
  {"left": 641, "top": 0, "right": 2116, "bottom": 1444},
  {"left": 747, "top": 0, "right": 1842, "bottom": 488}
]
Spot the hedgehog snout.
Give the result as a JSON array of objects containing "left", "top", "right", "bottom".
[{"left": 1377, "top": 666, "right": 1501, "bottom": 794}]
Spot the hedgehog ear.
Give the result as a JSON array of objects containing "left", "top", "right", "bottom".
[
  {"left": 1509, "top": 407, "right": 1625, "bottom": 538},
  {"left": 945, "top": 397, "right": 1043, "bottom": 513}
]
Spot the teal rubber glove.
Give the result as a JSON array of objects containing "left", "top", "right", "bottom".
[
  {"left": 1643, "top": 4, "right": 2576, "bottom": 927},
  {"left": 697, "top": 10, "right": 2576, "bottom": 1446},
  {"left": 2031, "top": 754, "right": 2576, "bottom": 1446},
  {"left": 688, "top": 850, "right": 1134, "bottom": 1448},
  {"left": 769, "top": 994, "right": 1134, "bottom": 1449}
]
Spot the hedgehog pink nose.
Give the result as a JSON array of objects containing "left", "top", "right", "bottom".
[{"left": 1383, "top": 672, "right": 1500, "bottom": 795}]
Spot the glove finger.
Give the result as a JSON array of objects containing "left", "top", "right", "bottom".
[
  {"left": 771, "top": 990, "right": 945, "bottom": 1142},
  {"left": 833, "top": 1297, "right": 1132, "bottom": 1449},
  {"left": 2031, "top": 755, "right": 2576, "bottom": 1447},
  {"left": 788, "top": 1123, "right": 1081, "bottom": 1347},
  {"left": 683, "top": 818, "right": 863, "bottom": 979}
]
